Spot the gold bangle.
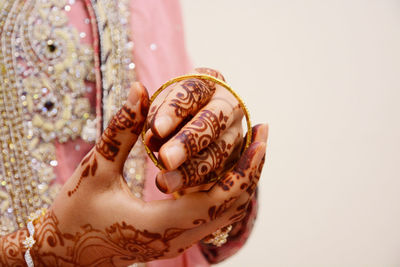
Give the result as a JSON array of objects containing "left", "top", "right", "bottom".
[{"left": 141, "top": 74, "right": 252, "bottom": 179}]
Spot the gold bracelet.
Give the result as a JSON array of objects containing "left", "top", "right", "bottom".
[
  {"left": 23, "top": 208, "right": 47, "bottom": 267},
  {"left": 141, "top": 74, "right": 252, "bottom": 180}
]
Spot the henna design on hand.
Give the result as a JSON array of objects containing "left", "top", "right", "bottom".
[
  {"left": 228, "top": 153, "right": 265, "bottom": 223},
  {"left": 168, "top": 79, "right": 216, "bottom": 118},
  {"left": 173, "top": 110, "right": 228, "bottom": 159},
  {"left": 28, "top": 211, "right": 188, "bottom": 266},
  {"left": 200, "top": 142, "right": 266, "bottom": 257},
  {"left": 217, "top": 140, "right": 260, "bottom": 191},
  {"left": 200, "top": 196, "right": 258, "bottom": 264},
  {"left": 147, "top": 104, "right": 160, "bottom": 128},
  {"left": 194, "top": 68, "right": 226, "bottom": 93},
  {"left": 209, "top": 139, "right": 266, "bottom": 224},
  {"left": 147, "top": 118, "right": 191, "bottom": 152},
  {"left": 0, "top": 228, "right": 28, "bottom": 266},
  {"left": 80, "top": 150, "right": 94, "bottom": 167},
  {"left": 193, "top": 219, "right": 207, "bottom": 226},
  {"left": 96, "top": 105, "right": 141, "bottom": 161},
  {"left": 96, "top": 122, "right": 121, "bottom": 162},
  {"left": 208, "top": 197, "right": 238, "bottom": 221},
  {"left": 68, "top": 151, "right": 97, "bottom": 197},
  {"left": 178, "top": 139, "right": 233, "bottom": 188},
  {"left": 91, "top": 156, "right": 98, "bottom": 176},
  {"left": 217, "top": 173, "right": 236, "bottom": 192}
]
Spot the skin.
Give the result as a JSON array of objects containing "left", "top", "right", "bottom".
[
  {"left": 145, "top": 68, "right": 246, "bottom": 193},
  {"left": 0, "top": 81, "right": 268, "bottom": 266}
]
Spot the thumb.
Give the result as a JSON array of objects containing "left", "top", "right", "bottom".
[{"left": 95, "top": 82, "right": 149, "bottom": 171}]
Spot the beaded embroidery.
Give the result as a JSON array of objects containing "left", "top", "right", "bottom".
[
  {"left": 0, "top": 0, "right": 147, "bottom": 236},
  {"left": 90, "top": 0, "right": 146, "bottom": 200}
]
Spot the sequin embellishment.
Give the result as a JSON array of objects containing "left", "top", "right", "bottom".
[
  {"left": 0, "top": 0, "right": 147, "bottom": 236},
  {"left": 0, "top": 0, "right": 95, "bottom": 234}
]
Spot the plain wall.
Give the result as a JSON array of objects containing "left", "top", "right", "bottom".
[{"left": 181, "top": 1, "right": 400, "bottom": 266}]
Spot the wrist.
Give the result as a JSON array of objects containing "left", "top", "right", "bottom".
[
  {"left": 21, "top": 208, "right": 48, "bottom": 267},
  {"left": 0, "top": 227, "right": 29, "bottom": 266},
  {"left": 30, "top": 209, "right": 72, "bottom": 267}
]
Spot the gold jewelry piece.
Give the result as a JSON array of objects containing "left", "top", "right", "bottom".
[
  {"left": 203, "top": 225, "right": 233, "bottom": 247},
  {"left": 141, "top": 74, "right": 252, "bottom": 178},
  {"left": 23, "top": 208, "right": 47, "bottom": 267}
]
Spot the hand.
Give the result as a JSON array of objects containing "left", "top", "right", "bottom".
[
  {"left": 0, "top": 82, "right": 268, "bottom": 266},
  {"left": 144, "top": 68, "right": 245, "bottom": 193}
]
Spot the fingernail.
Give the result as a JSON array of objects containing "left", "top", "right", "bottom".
[
  {"left": 160, "top": 145, "right": 186, "bottom": 170},
  {"left": 235, "top": 142, "right": 266, "bottom": 174},
  {"left": 160, "top": 171, "right": 183, "bottom": 192},
  {"left": 256, "top": 142, "right": 267, "bottom": 161},
  {"left": 252, "top": 124, "right": 269, "bottom": 143},
  {"left": 154, "top": 115, "right": 172, "bottom": 138},
  {"left": 155, "top": 174, "right": 168, "bottom": 193}
]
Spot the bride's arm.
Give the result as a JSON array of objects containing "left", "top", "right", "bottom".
[
  {"left": 0, "top": 83, "right": 267, "bottom": 267},
  {"left": 0, "top": 228, "right": 29, "bottom": 265}
]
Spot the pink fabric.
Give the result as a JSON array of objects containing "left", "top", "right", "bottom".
[
  {"left": 54, "top": 0, "right": 209, "bottom": 266},
  {"left": 54, "top": 0, "right": 95, "bottom": 184},
  {"left": 130, "top": 0, "right": 192, "bottom": 202},
  {"left": 131, "top": 1, "right": 208, "bottom": 266}
]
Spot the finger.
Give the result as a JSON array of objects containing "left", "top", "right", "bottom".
[
  {"left": 155, "top": 123, "right": 269, "bottom": 195},
  {"left": 158, "top": 92, "right": 243, "bottom": 170},
  {"left": 144, "top": 119, "right": 186, "bottom": 152},
  {"left": 210, "top": 141, "right": 266, "bottom": 201},
  {"left": 227, "top": 152, "right": 265, "bottom": 224},
  {"left": 235, "top": 123, "right": 268, "bottom": 199},
  {"left": 156, "top": 141, "right": 266, "bottom": 223},
  {"left": 156, "top": 141, "right": 267, "bottom": 235},
  {"left": 234, "top": 123, "right": 268, "bottom": 199},
  {"left": 226, "top": 124, "right": 268, "bottom": 222},
  {"left": 155, "top": 121, "right": 243, "bottom": 193},
  {"left": 194, "top": 67, "right": 226, "bottom": 87},
  {"left": 251, "top": 123, "right": 269, "bottom": 143},
  {"left": 207, "top": 143, "right": 265, "bottom": 228},
  {"left": 146, "top": 82, "right": 172, "bottom": 126},
  {"left": 146, "top": 68, "right": 223, "bottom": 126},
  {"left": 187, "top": 184, "right": 259, "bottom": 247},
  {"left": 149, "top": 68, "right": 224, "bottom": 139},
  {"left": 140, "top": 134, "right": 267, "bottom": 254},
  {"left": 157, "top": 123, "right": 268, "bottom": 194},
  {"left": 95, "top": 82, "right": 149, "bottom": 171}
]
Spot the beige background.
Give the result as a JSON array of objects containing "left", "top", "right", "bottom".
[{"left": 181, "top": 1, "right": 400, "bottom": 266}]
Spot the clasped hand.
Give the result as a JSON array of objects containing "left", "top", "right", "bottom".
[{"left": 32, "top": 68, "right": 268, "bottom": 266}]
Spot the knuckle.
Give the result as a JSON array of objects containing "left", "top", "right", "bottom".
[
  {"left": 195, "top": 67, "right": 225, "bottom": 82},
  {"left": 179, "top": 163, "right": 211, "bottom": 188},
  {"left": 174, "top": 129, "right": 197, "bottom": 157},
  {"left": 175, "top": 110, "right": 228, "bottom": 154},
  {"left": 169, "top": 78, "right": 215, "bottom": 118},
  {"left": 147, "top": 104, "right": 159, "bottom": 123}
]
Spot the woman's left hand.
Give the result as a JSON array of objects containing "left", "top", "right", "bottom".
[{"left": 144, "top": 68, "right": 245, "bottom": 193}]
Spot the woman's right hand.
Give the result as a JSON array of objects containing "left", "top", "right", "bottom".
[{"left": 1, "top": 82, "right": 267, "bottom": 266}]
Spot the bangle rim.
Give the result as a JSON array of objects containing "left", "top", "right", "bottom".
[{"left": 141, "top": 74, "right": 252, "bottom": 181}]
